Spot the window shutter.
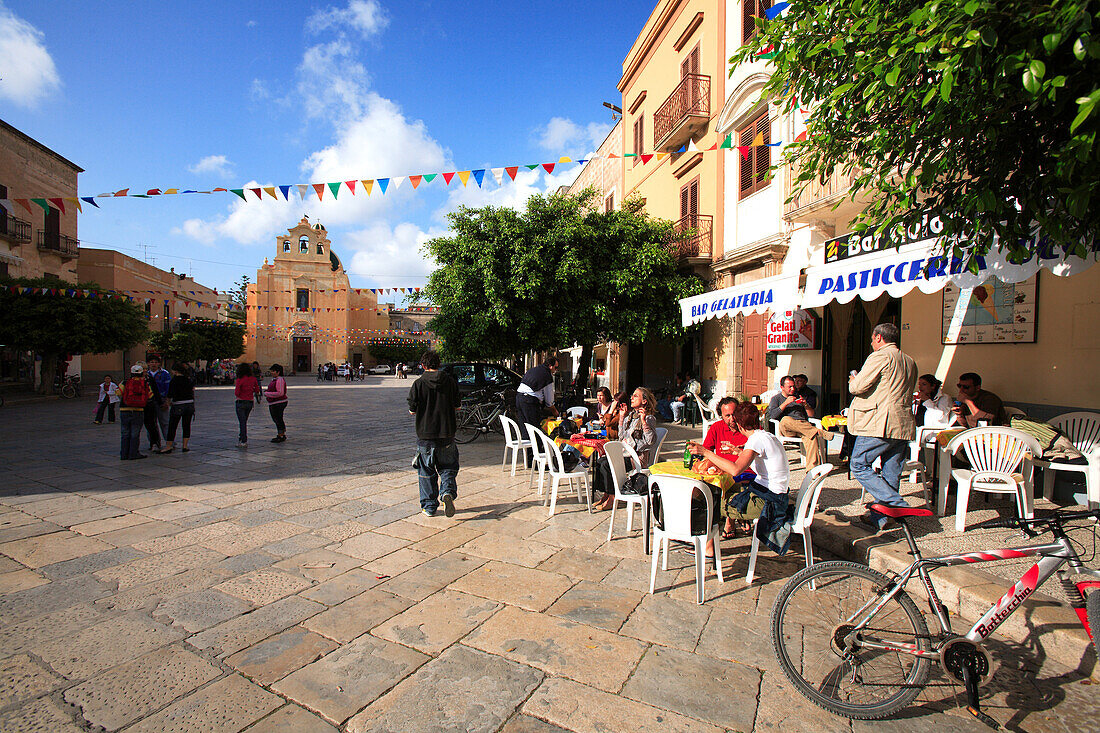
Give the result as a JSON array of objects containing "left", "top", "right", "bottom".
[
  {"left": 738, "top": 122, "right": 754, "bottom": 197},
  {"left": 680, "top": 184, "right": 690, "bottom": 220},
  {"left": 689, "top": 179, "right": 699, "bottom": 220},
  {"left": 690, "top": 46, "right": 700, "bottom": 76},
  {"left": 681, "top": 56, "right": 691, "bottom": 79},
  {"left": 754, "top": 114, "right": 770, "bottom": 183},
  {"left": 742, "top": 0, "right": 755, "bottom": 45}
]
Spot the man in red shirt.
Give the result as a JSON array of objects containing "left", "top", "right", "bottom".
[{"left": 703, "top": 396, "right": 747, "bottom": 459}]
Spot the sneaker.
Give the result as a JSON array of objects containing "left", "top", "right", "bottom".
[
  {"left": 441, "top": 494, "right": 455, "bottom": 518},
  {"left": 93, "top": 421, "right": 102, "bottom": 425},
  {"left": 132, "top": 454, "right": 148, "bottom": 460},
  {"left": 421, "top": 508, "right": 436, "bottom": 517},
  {"left": 237, "top": 442, "right": 247, "bottom": 449},
  {"left": 855, "top": 513, "right": 891, "bottom": 533}
]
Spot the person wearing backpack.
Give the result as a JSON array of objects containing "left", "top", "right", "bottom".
[
  {"left": 119, "top": 364, "right": 154, "bottom": 460},
  {"left": 265, "top": 364, "right": 288, "bottom": 443}
]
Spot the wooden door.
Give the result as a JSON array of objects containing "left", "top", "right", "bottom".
[
  {"left": 742, "top": 313, "right": 769, "bottom": 397},
  {"left": 292, "top": 337, "right": 311, "bottom": 373}
]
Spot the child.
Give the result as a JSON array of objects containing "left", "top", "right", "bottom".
[{"left": 94, "top": 375, "right": 120, "bottom": 424}]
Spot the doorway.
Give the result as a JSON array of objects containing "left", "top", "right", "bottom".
[
  {"left": 822, "top": 295, "right": 901, "bottom": 414},
  {"left": 741, "top": 312, "right": 769, "bottom": 398},
  {"left": 293, "top": 337, "right": 311, "bottom": 373}
]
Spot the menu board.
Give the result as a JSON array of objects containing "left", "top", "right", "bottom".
[{"left": 942, "top": 276, "right": 1037, "bottom": 344}]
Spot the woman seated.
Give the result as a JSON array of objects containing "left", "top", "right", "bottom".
[
  {"left": 593, "top": 387, "right": 658, "bottom": 511},
  {"left": 688, "top": 401, "right": 790, "bottom": 558},
  {"left": 595, "top": 387, "right": 615, "bottom": 419},
  {"left": 914, "top": 373, "right": 955, "bottom": 427},
  {"left": 603, "top": 391, "right": 629, "bottom": 440}
]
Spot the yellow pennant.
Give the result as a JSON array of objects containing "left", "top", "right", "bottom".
[
  {"left": 362, "top": 179, "right": 374, "bottom": 196},
  {"left": 558, "top": 156, "right": 572, "bottom": 163},
  {"left": 655, "top": 152, "right": 669, "bottom": 161},
  {"left": 67, "top": 197, "right": 82, "bottom": 212},
  {"left": 163, "top": 188, "right": 179, "bottom": 194},
  {"left": 263, "top": 186, "right": 278, "bottom": 199},
  {"left": 457, "top": 171, "right": 471, "bottom": 186},
  {"left": 752, "top": 132, "right": 764, "bottom": 147}
]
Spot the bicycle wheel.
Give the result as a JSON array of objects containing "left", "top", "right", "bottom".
[
  {"left": 454, "top": 407, "right": 482, "bottom": 444},
  {"left": 61, "top": 383, "right": 77, "bottom": 399},
  {"left": 772, "top": 560, "right": 932, "bottom": 720},
  {"left": 1087, "top": 588, "right": 1100, "bottom": 661}
]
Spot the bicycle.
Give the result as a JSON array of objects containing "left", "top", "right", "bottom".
[
  {"left": 55, "top": 374, "right": 82, "bottom": 399},
  {"left": 454, "top": 389, "right": 511, "bottom": 444},
  {"left": 771, "top": 503, "right": 1100, "bottom": 729}
]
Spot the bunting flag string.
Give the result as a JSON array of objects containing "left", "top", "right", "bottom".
[{"left": 0, "top": 135, "right": 785, "bottom": 209}]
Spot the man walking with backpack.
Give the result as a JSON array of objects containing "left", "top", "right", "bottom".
[
  {"left": 119, "top": 364, "right": 154, "bottom": 460},
  {"left": 407, "top": 349, "right": 460, "bottom": 517}
]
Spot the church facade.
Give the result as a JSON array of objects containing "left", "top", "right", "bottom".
[{"left": 244, "top": 217, "right": 389, "bottom": 373}]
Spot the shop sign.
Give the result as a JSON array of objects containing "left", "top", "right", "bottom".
[
  {"left": 825, "top": 211, "right": 945, "bottom": 264},
  {"left": 679, "top": 273, "right": 801, "bottom": 327},
  {"left": 766, "top": 310, "right": 817, "bottom": 351}
]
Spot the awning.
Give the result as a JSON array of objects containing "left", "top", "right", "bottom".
[
  {"left": 801, "top": 237, "right": 1099, "bottom": 308},
  {"left": 0, "top": 250, "right": 22, "bottom": 265},
  {"left": 680, "top": 273, "right": 800, "bottom": 327}
]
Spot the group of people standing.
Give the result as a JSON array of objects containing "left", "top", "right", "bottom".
[{"left": 233, "top": 363, "right": 288, "bottom": 447}]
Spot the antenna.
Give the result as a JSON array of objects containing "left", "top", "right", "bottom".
[{"left": 138, "top": 242, "right": 157, "bottom": 265}]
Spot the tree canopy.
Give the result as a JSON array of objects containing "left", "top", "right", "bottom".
[
  {"left": 734, "top": 0, "right": 1100, "bottom": 258},
  {"left": 0, "top": 277, "right": 150, "bottom": 392},
  {"left": 147, "top": 329, "right": 205, "bottom": 364},
  {"left": 367, "top": 341, "right": 430, "bottom": 366},
  {"left": 421, "top": 189, "right": 702, "bottom": 388},
  {"left": 176, "top": 318, "right": 245, "bottom": 364}
]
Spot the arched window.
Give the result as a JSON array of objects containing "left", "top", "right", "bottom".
[
  {"left": 299, "top": 236, "right": 309, "bottom": 253},
  {"left": 316, "top": 243, "right": 324, "bottom": 255},
  {"left": 282, "top": 240, "right": 290, "bottom": 252}
]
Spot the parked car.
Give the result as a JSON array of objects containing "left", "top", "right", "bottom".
[
  {"left": 368, "top": 364, "right": 391, "bottom": 375},
  {"left": 440, "top": 362, "right": 521, "bottom": 397}
]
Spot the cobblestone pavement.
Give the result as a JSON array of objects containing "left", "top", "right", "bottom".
[{"left": 0, "top": 378, "right": 1096, "bottom": 732}]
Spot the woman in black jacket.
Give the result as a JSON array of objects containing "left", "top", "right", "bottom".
[{"left": 161, "top": 362, "right": 195, "bottom": 453}]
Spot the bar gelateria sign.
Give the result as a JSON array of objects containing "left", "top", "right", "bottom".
[{"left": 766, "top": 310, "right": 817, "bottom": 351}]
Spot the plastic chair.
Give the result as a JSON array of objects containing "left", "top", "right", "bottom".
[
  {"left": 746, "top": 463, "right": 833, "bottom": 585},
  {"left": 649, "top": 475, "right": 723, "bottom": 604},
  {"left": 1004, "top": 406, "right": 1028, "bottom": 420},
  {"left": 809, "top": 417, "right": 846, "bottom": 463},
  {"left": 604, "top": 441, "right": 647, "bottom": 543},
  {"left": 941, "top": 427, "right": 1042, "bottom": 532},
  {"left": 566, "top": 405, "right": 589, "bottom": 420},
  {"left": 524, "top": 423, "right": 549, "bottom": 496},
  {"left": 771, "top": 419, "right": 808, "bottom": 467},
  {"left": 691, "top": 393, "right": 717, "bottom": 435},
  {"left": 498, "top": 414, "right": 531, "bottom": 476},
  {"left": 535, "top": 429, "right": 591, "bottom": 518},
  {"left": 651, "top": 427, "right": 669, "bottom": 464},
  {"left": 1035, "top": 412, "right": 1100, "bottom": 509}
]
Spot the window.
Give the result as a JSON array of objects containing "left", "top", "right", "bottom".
[
  {"left": 144, "top": 301, "right": 151, "bottom": 317},
  {"left": 316, "top": 243, "right": 324, "bottom": 255},
  {"left": 680, "top": 177, "right": 699, "bottom": 223},
  {"left": 296, "top": 288, "right": 309, "bottom": 310},
  {"left": 482, "top": 365, "right": 511, "bottom": 387},
  {"left": 743, "top": 0, "right": 772, "bottom": 45},
  {"left": 298, "top": 236, "right": 309, "bottom": 253},
  {"left": 450, "top": 364, "right": 477, "bottom": 387},
  {"left": 632, "top": 115, "right": 644, "bottom": 166},
  {"left": 604, "top": 193, "right": 615, "bottom": 212},
  {"left": 0, "top": 263, "right": 8, "bottom": 278},
  {"left": 738, "top": 111, "right": 771, "bottom": 199},
  {"left": 681, "top": 45, "right": 700, "bottom": 78},
  {"left": 283, "top": 240, "right": 291, "bottom": 252}
]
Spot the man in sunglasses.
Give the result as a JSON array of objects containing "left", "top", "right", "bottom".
[{"left": 952, "top": 372, "right": 1007, "bottom": 427}]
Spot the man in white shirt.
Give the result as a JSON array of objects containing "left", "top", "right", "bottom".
[{"left": 516, "top": 356, "right": 560, "bottom": 458}]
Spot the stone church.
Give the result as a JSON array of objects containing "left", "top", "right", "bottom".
[{"left": 244, "top": 216, "right": 389, "bottom": 373}]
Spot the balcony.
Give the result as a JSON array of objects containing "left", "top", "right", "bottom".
[
  {"left": 653, "top": 74, "right": 710, "bottom": 151},
  {"left": 670, "top": 214, "right": 713, "bottom": 265},
  {"left": 784, "top": 160, "right": 861, "bottom": 223},
  {"left": 36, "top": 230, "right": 79, "bottom": 260},
  {"left": 0, "top": 213, "right": 32, "bottom": 245}
]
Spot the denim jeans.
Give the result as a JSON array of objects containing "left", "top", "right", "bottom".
[
  {"left": 851, "top": 435, "right": 910, "bottom": 527},
  {"left": 670, "top": 400, "right": 685, "bottom": 422},
  {"left": 416, "top": 438, "right": 459, "bottom": 512},
  {"left": 120, "top": 410, "right": 143, "bottom": 459},
  {"left": 95, "top": 400, "right": 116, "bottom": 423},
  {"left": 269, "top": 402, "right": 287, "bottom": 434},
  {"left": 235, "top": 399, "right": 253, "bottom": 442},
  {"left": 166, "top": 404, "right": 194, "bottom": 442}
]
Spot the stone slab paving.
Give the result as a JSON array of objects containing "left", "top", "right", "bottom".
[{"left": 0, "top": 378, "right": 1096, "bottom": 731}]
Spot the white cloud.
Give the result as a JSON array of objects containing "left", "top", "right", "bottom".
[
  {"left": 536, "top": 117, "right": 612, "bottom": 159},
  {"left": 187, "top": 154, "right": 234, "bottom": 178},
  {"left": 345, "top": 221, "right": 442, "bottom": 284},
  {"left": 249, "top": 79, "right": 270, "bottom": 102},
  {"left": 0, "top": 3, "right": 61, "bottom": 108},
  {"left": 172, "top": 180, "right": 299, "bottom": 247},
  {"left": 307, "top": 0, "right": 387, "bottom": 39},
  {"left": 296, "top": 39, "right": 371, "bottom": 121},
  {"left": 246, "top": 19, "right": 258, "bottom": 28}
]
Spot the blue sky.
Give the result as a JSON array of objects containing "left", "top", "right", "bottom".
[{"left": 0, "top": 0, "right": 655, "bottom": 296}]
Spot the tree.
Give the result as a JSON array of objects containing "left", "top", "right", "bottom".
[
  {"left": 177, "top": 319, "right": 245, "bottom": 365},
  {"left": 226, "top": 275, "right": 249, "bottom": 323},
  {"left": 733, "top": 0, "right": 1100, "bottom": 260},
  {"left": 421, "top": 190, "right": 702, "bottom": 395},
  {"left": 0, "top": 277, "right": 150, "bottom": 393},
  {"left": 147, "top": 330, "right": 204, "bottom": 363},
  {"left": 367, "top": 341, "right": 430, "bottom": 365}
]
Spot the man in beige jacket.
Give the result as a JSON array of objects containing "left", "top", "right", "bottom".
[{"left": 848, "top": 322, "right": 919, "bottom": 531}]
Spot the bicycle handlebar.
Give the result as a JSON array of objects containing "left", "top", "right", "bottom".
[{"left": 967, "top": 508, "right": 1100, "bottom": 533}]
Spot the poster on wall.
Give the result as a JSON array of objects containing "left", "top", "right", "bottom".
[
  {"left": 766, "top": 310, "right": 818, "bottom": 351},
  {"left": 942, "top": 276, "right": 1037, "bottom": 345}
]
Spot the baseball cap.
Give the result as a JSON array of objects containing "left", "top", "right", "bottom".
[{"left": 131, "top": 364, "right": 144, "bottom": 373}]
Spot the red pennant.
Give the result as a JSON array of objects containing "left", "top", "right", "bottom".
[
  {"left": 409, "top": 175, "right": 422, "bottom": 189},
  {"left": 313, "top": 183, "right": 326, "bottom": 200},
  {"left": 640, "top": 154, "right": 654, "bottom": 164},
  {"left": 250, "top": 188, "right": 261, "bottom": 199},
  {"left": 738, "top": 146, "right": 752, "bottom": 160},
  {"left": 345, "top": 180, "right": 357, "bottom": 194},
  {"left": 542, "top": 163, "right": 555, "bottom": 174},
  {"left": 48, "top": 198, "right": 66, "bottom": 213},
  {"left": 14, "top": 199, "right": 34, "bottom": 214},
  {"left": 505, "top": 167, "right": 518, "bottom": 180},
  {"left": 114, "top": 189, "right": 129, "bottom": 197},
  {"left": 146, "top": 188, "right": 161, "bottom": 196},
  {"left": 442, "top": 172, "right": 456, "bottom": 184}
]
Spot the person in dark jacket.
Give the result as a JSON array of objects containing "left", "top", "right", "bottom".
[
  {"left": 407, "top": 349, "right": 461, "bottom": 518},
  {"left": 161, "top": 362, "right": 195, "bottom": 453},
  {"left": 516, "top": 356, "right": 560, "bottom": 460}
]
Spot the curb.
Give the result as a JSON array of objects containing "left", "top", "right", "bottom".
[{"left": 811, "top": 512, "right": 1099, "bottom": 680}]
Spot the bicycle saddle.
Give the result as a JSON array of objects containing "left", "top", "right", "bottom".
[{"left": 869, "top": 503, "right": 934, "bottom": 519}]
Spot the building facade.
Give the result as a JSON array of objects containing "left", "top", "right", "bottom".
[
  {"left": 244, "top": 217, "right": 388, "bottom": 373},
  {"left": 77, "top": 249, "right": 219, "bottom": 383}
]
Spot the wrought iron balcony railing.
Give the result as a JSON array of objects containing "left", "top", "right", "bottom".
[
  {"left": 653, "top": 74, "right": 711, "bottom": 151},
  {"left": 36, "top": 230, "right": 80, "bottom": 259},
  {"left": 0, "top": 213, "right": 32, "bottom": 244},
  {"left": 671, "top": 214, "right": 713, "bottom": 261}
]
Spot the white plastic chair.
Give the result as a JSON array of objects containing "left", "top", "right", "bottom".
[
  {"left": 771, "top": 419, "right": 809, "bottom": 468},
  {"left": 1035, "top": 412, "right": 1100, "bottom": 509},
  {"left": 651, "top": 426, "right": 669, "bottom": 464},
  {"left": 1004, "top": 406, "right": 1028, "bottom": 420},
  {"left": 566, "top": 405, "right": 589, "bottom": 420},
  {"left": 535, "top": 429, "right": 591, "bottom": 518},
  {"left": 524, "top": 422, "right": 549, "bottom": 496},
  {"left": 690, "top": 393, "right": 717, "bottom": 434},
  {"left": 809, "top": 417, "right": 846, "bottom": 463},
  {"left": 649, "top": 475, "right": 723, "bottom": 604},
  {"left": 604, "top": 441, "right": 646, "bottom": 543},
  {"left": 498, "top": 414, "right": 531, "bottom": 476},
  {"left": 941, "top": 427, "right": 1042, "bottom": 532},
  {"left": 746, "top": 463, "right": 833, "bottom": 585}
]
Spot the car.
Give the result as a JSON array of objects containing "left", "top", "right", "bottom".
[
  {"left": 440, "top": 362, "right": 521, "bottom": 397},
  {"left": 368, "top": 364, "right": 391, "bottom": 375}
]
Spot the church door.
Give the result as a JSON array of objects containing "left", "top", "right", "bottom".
[{"left": 293, "top": 337, "right": 311, "bottom": 373}]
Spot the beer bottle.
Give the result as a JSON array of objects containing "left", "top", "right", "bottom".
[{"left": 683, "top": 444, "right": 694, "bottom": 469}]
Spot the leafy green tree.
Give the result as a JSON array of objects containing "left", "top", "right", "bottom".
[
  {"left": 367, "top": 342, "right": 430, "bottom": 365},
  {"left": 0, "top": 277, "right": 149, "bottom": 393},
  {"left": 178, "top": 319, "right": 245, "bottom": 365},
  {"left": 147, "top": 330, "right": 204, "bottom": 363},
  {"left": 734, "top": 0, "right": 1100, "bottom": 258},
  {"left": 421, "top": 190, "right": 702, "bottom": 395}
]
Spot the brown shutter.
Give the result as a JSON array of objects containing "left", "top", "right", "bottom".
[
  {"left": 738, "top": 120, "right": 754, "bottom": 197},
  {"left": 689, "top": 179, "right": 699, "bottom": 220},
  {"left": 690, "top": 46, "right": 700, "bottom": 76},
  {"left": 680, "top": 184, "right": 690, "bottom": 220},
  {"left": 754, "top": 114, "right": 770, "bottom": 184},
  {"left": 742, "top": 0, "right": 755, "bottom": 44}
]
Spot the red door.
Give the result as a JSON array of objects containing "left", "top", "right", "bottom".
[{"left": 742, "top": 313, "right": 768, "bottom": 397}]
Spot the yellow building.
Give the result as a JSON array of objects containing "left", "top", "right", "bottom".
[
  {"left": 245, "top": 217, "right": 388, "bottom": 373},
  {"left": 618, "top": 0, "right": 728, "bottom": 392}
]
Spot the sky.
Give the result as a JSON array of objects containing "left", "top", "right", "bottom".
[{"left": 0, "top": 0, "right": 657, "bottom": 298}]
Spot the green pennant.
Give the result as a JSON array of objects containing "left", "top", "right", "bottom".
[
  {"left": 719, "top": 134, "right": 733, "bottom": 149},
  {"left": 422, "top": 173, "right": 437, "bottom": 183},
  {"left": 31, "top": 198, "right": 51, "bottom": 213},
  {"left": 230, "top": 189, "right": 246, "bottom": 200},
  {"left": 623, "top": 153, "right": 636, "bottom": 158},
  {"left": 328, "top": 182, "right": 341, "bottom": 198},
  {"left": 525, "top": 164, "right": 539, "bottom": 170}
]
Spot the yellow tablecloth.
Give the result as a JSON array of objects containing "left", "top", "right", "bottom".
[
  {"left": 821, "top": 415, "right": 848, "bottom": 430},
  {"left": 648, "top": 460, "right": 736, "bottom": 491},
  {"left": 541, "top": 417, "right": 584, "bottom": 435},
  {"left": 555, "top": 436, "right": 607, "bottom": 459}
]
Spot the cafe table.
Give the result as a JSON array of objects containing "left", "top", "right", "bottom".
[
  {"left": 644, "top": 461, "right": 749, "bottom": 555},
  {"left": 555, "top": 433, "right": 608, "bottom": 461}
]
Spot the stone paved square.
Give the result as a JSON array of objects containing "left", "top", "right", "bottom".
[{"left": 0, "top": 379, "right": 1096, "bottom": 733}]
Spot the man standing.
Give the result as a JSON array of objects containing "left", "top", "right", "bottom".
[
  {"left": 768, "top": 376, "right": 833, "bottom": 468},
  {"left": 408, "top": 350, "right": 461, "bottom": 518},
  {"left": 147, "top": 355, "right": 171, "bottom": 447},
  {"left": 848, "top": 323, "right": 919, "bottom": 531},
  {"left": 516, "top": 356, "right": 560, "bottom": 455},
  {"left": 952, "top": 372, "right": 1007, "bottom": 427}
]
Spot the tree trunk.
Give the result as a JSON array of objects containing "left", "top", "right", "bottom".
[
  {"left": 574, "top": 342, "right": 594, "bottom": 400},
  {"left": 37, "top": 351, "right": 57, "bottom": 395}
]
